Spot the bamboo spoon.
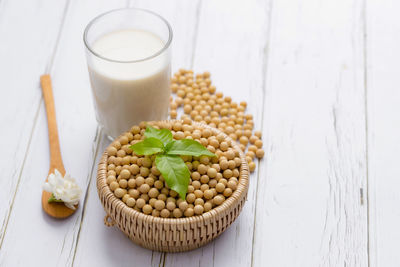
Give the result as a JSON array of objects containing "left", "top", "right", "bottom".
[{"left": 40, "top": 74, "right": 77, "bottom": 218}]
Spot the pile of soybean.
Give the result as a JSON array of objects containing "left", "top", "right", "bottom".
[
  {"left": 169, "top": 69, "right": 264, "bottom": 172},
  {"left": 106, "top": 120, "right": 242, "bottom": 218}
]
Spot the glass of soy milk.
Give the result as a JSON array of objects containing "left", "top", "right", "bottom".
[{"left": 84, "top": 8, "right": 172, "bottom": 139}]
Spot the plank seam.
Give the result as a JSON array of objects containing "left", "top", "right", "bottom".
[
  {"left": 70, "top": 126, "right": 103, "bottom": 267},
  {"left": 66, "top": 215, "right": 81, "bottom": 266},
  {"left": 46, "top": 0, "right": 73, "bottom": 74},
  {"left": 162, "top": 253, "right": 167, "bottom": 267},
  {"left": 0, "top": 97, "right": 42, "bottom": 249},
  {"left": 212, "top": 241, "right": 216, "bottom": 267},
  {"left": 158, "top": 253, "right": 163, "bottom": 267},
  {"left": 250, "top": 0, "right": 274, "bottom": 266},
  {"left": 362, "top": 0, "right": 371, "bottom": 266}
]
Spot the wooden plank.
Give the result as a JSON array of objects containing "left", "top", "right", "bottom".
[
  {"left": 366, "top": 0, "right": 400, "bottom": 266},
  {"left": 0, "top": 0, "right": 130, "bottom": 266},
  {"left": 252, "top": 0, "right": 368, "bottom": 266},
  {"left": 72, "top": 1, "right": 201, "bottom": 266},
  {"left": 0, "top": 0, "right": 68, "bottom": 248},
  {"left": 163, "top": 0, "right": 271, "bottom": 266}
]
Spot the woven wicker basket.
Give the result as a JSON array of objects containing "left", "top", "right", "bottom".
[{"left": 96, "top": 120, "right": 249, "bottom": 252}]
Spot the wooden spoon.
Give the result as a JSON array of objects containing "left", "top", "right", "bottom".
[{"left": 40, "top": 74, "right": 77, "bottom": 218}]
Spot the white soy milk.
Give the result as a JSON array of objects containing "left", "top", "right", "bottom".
[{"left": 87, "top": 29, "right": 171, "bottom": 138}]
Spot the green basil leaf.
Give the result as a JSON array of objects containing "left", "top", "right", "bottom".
[
  {"left": 164, "top": 140, "right": 174, "bottom": 152},
  {"left": 144, "top": 125, "right": 173, "bottom": 145},
  {"left": 166, "top": 139, "right": 216, "bottom": 157},
  {"left": 155, "top": 154, "right": 190, "bottom": 200},
  {"left": 130, "top": 137, "right": 164, "bottom": 155}
]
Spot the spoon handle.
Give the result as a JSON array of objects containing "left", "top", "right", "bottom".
[{"left": 40, "top": 75, "right": 65, "bottom": 175}]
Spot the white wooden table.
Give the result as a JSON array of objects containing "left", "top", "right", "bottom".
[{"left": 0, "top": 0, "right": 398, "bottom": 266}]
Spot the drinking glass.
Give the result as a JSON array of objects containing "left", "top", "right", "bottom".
[{"left": 84, "top": 8, "right": 172, "bottom": 139}]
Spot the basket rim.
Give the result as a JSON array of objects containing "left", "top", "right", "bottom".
[{"left": 97, "top": 120, "right": 249, "bottom": 225}]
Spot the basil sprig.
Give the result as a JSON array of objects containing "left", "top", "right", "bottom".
[{"left": 130, "top": 125, "right": 216, "bottom": 199}]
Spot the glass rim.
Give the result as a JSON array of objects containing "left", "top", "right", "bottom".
[{"left": 83, "top": 7, "right": 173, "bottom": 63}]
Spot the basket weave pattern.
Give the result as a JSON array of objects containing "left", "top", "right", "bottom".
[{"left": 97, "top": 121, "right": 249, "bottom": 252}]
